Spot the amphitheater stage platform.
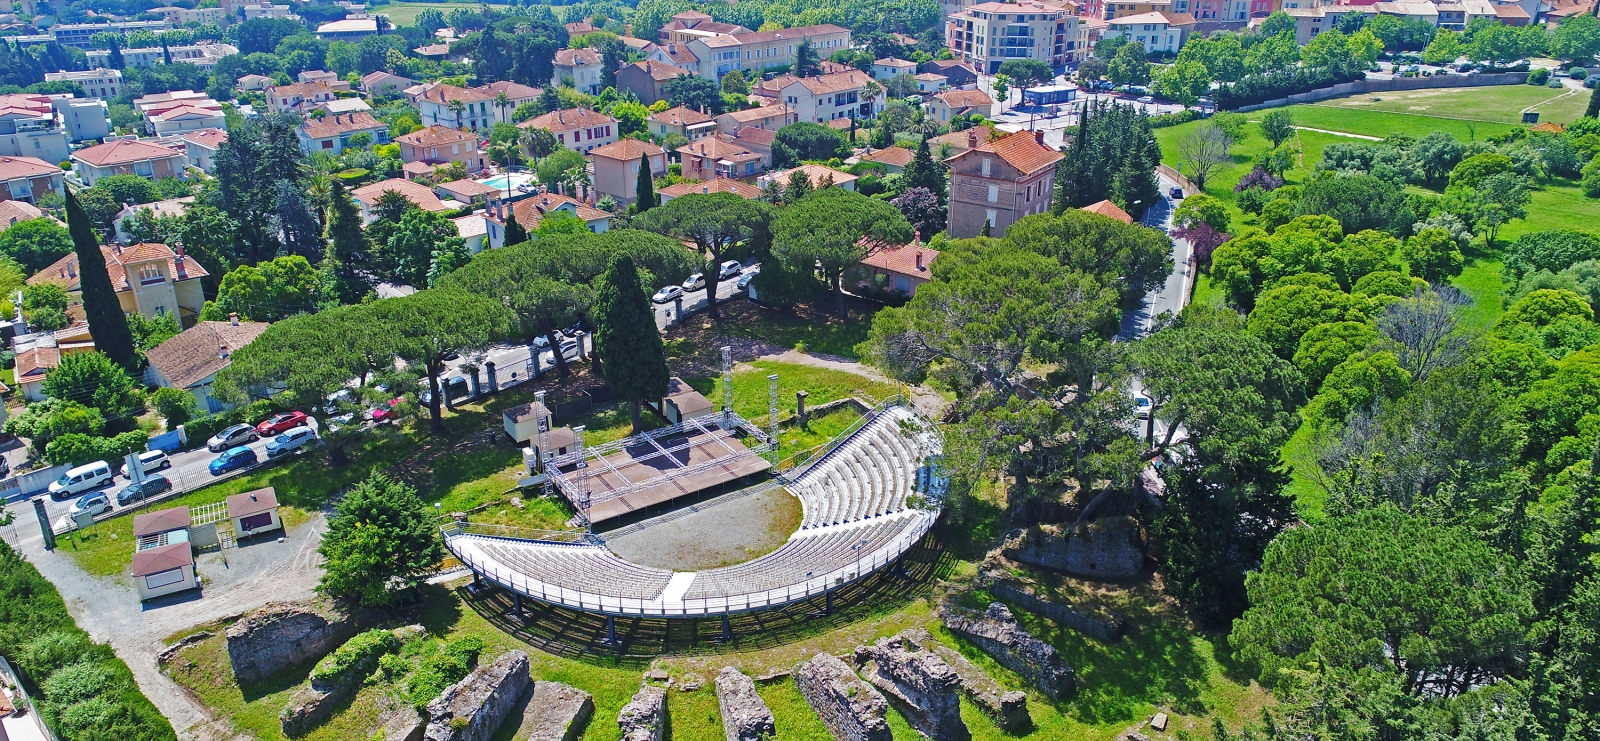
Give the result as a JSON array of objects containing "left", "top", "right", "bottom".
[{"left": 551, "top": 418, "right": 773, "bottom": 525}]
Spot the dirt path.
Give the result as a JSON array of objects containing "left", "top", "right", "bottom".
[
  {"left": 5, "top": 513, "right": 327, "bottom": 741},
  {"left": 756, "top": 349, "right": 948, "bottom": 418}
]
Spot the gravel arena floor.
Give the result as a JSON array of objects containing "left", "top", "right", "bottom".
[{"left": 602, "top": 485, "right": 802, "bottom": 571}]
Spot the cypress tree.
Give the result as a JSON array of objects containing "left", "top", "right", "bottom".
[
  {"left": 323, "top": 181, "right": 368, "bottom": 302},
  {"left": 594, "top": 254, "right": 668, "bottom": 433},
  {"left": 634, "top": 152, "right": 656, "bottom": 213},
  {"left": 980, "top": 217, "right": 991, "bottom": 237},
  {"left": 903, "top": 137, "right": 944, "bottom": 204},
  {"left": 1587, "top": 83, "right": 1600, "bottom": 120},
  {"left": 503, "top": 210, "right": 528, "bottom": 245},
  {"left": 66, "top": 190, "right": 137, "bottom": 373},
  {"left": 161, "top": 39, "right": 172, "bottom": 66},
  {"left": 107, "top": 39, "right": 124, "bottom": 71}
]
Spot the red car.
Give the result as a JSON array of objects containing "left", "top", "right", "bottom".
[
  {"left": 370, "top": 399, "right": 405, "bottom": 423},
  {"left": 256, "top": 411, "right": 308, "bottom": 435}
]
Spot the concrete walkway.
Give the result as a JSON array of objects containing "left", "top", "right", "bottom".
[{"left": 1293, "top": 125, "right": 1382, "bottom": 141}]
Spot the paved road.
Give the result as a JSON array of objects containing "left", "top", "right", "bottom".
[
  {"left": 651, "top": 263, "right": 757, "bottom": 329},
  {"left": 1118, "top": 173, "right": 1192, "bottom": 341}
]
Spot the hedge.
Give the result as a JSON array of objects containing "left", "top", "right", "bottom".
[
  {"left": 308, "top": 629, "right": 398, "bottom": 686},
  {"left": 1214, "top": 67, "right": 1362, "bottom": 110},
  {"left": 1149, "top": 109, "right": 1200, "bottom": 129},
  {"left": 0, "top": 543, "right": 175, "bottom": 741}
]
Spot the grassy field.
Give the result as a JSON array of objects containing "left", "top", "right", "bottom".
[
  {"left": 1300, "top": 83, "right": 1591, "bottom": 127},
  {"left": 379, "top": 1, "right": 470, "bottom": 28}
]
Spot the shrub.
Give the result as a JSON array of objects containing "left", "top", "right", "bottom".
[
  {"left": 1571, "top": 67, "right": 1589, "bottom": 80},
  {"left": 1528, "top": 67, "right": 1550, "bottom": 85},
  {"left": 150, "top": 387, "right": 199, "bottom": 429},
  {"left": 405, "top": 636, "right": 485, "bottom": 709},
  {"left": 41, "top": 661, "right": 120, "bottom": 706},
  {"left": 44, "top": 430, "right": 151, "bottom": 467},
  {"left": 309, "top": 629, "right": 398, "bottom": 686},
  {"left": 1148, "top": 109, "right": 1199, "bottom": 128}
]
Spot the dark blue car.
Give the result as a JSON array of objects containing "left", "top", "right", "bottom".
[{"left": 209, "top": 446, "right": 257, "bottom": 476}]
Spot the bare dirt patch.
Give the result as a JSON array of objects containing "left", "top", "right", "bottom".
[{"left": 603, "top": 486, "right": 802, "bottom": 571}]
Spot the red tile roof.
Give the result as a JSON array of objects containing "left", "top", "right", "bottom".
[
  {"left": 395, "top": 124, "right": 477, "bottom": 147},
  {"left": 144, "top": 320, "right": 270, "bottom": 390},
  {"left": 860, "top": 242, "right": 938, "bottom": 276},
  {"left": 351, "top": 178, "right": 449, "bottom": 212},
  {"left": 554, "top": 48, "right": 602, "bottom": 66},
  {"left": 72, "top": 139, "right": 184, "bottom": 167},
  {"left": 131, "top": 542, "right": 192, "bottom": 577},
  {"left": 521, "top": 107, "right": 615, "bottom": 133},
  {"left": 788, "top": 69, "right": 876, "bottom": 96},
  {"left": 956, "top": 130, "right": 1063, "bottom": 175},
  {"left": 590, "top": 138, "right": 665, "bottom": 161},
  {"left": 658, "top": 178, "right": 763, "bottom": 200},
  {"left": 133, "top": 506, "right": 191, "bottom": 537},
  {"left": 178, "top": 128, "right": 228, "bottom": 149},
  {"left": 415, "top": 82, "right": 492, "bottom": 104},
  {"left": 490, "top": 192, "right": 611, "bottom": 229},
  {"left": 1082, "top": 199, "right": 1133, "bottom": 224},
  {"left": 0, "top": 155, "right": 60, "bottom": 180},
  {"left": 30, "top": 242, "right": 208, "bottom": 293},
  {"left": 300, "top": 111, "right": 385, "bottom": 139},
  {"left": 649, "top": 106, "right": 714, "bottom": 127},
  {"left": 227, "top": 487, "right": 278, "bottom": 519},
  {"left": 862, "top": 146, "right": 914, "bottom": 167},
  {"left": 15, "top": 345, "right": 59, "bottom": 381},
  {"left": 629, "top": 59, "right": 693, "bottom": 82},
  {"left": 933, "top": 89, "right": 992, "bottom": 109}
]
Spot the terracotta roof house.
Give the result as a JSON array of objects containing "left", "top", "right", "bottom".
[
  {"left": 927, "top": 89, "right": 994, "bottom": 123},
  {"left": 616, "top": 60, "right": 693, "bottom": 105},
  {"left": 227, "top": 487, "right": 281, "bottom": 539},
  {"left": 15, "top": 343, "right": 62, "bottom": 401},
  {"left": 266, "top": 81, "right": 336, "bottom": 113},
  {"left": 860, "top": 146, "right": 915, "bottom": 172},
  {"left": 361, "top": 70, "right": 414, "bottom": 97},
  {"left": 913, "top": 72, "right": 948, "bottom": 94},
  {"left": 70, "top": 139, "right": 187, "bottom": 186},
  {"left": 648, "top": 106, "right": 717, "bottom": 141},
  {"left": 553, "top": 47, "right": 606, "bottom": 94},
  {"left": 478, "top": 81, "right": 543, "bottom": 123},
  {"left": 143, "top": 317, "right": 270, "bottom": 414},
  {"left": 929, "top": 124, "right": 995, "bottom": 158},
  {"left": 856, "top": 241, "right": 938, "bottom": 295},
  {"left": 778, "top": 69, "right": 885, "bottom": 124},
  {"left": 484, "top": 193, "right": 612, "bottom": 249},
  {"left": 435, "top": 179, "right": 500, "bottom": 204},
  {"left": 411, "top": 83, "right": 497, "bottom": 131},
  {"left": 413, "top": 43, "right": 452, "bottom": 59},
  {"left": 0, "top": 199, "right": 45, "bottom": 230},
  {"left": 679, "top": 134, "right": 769, "bottom": 181},
  {"left": 715, "top": 104, "right": 793, "bottom": 134},
  {"left": 115, "top": 196, "right": 192, "bottom": 244},
  {"left": 760, "top": 163, "right": 858, "bottom": 192},
  {"left": 726, "top": 127, "right": 777, "bottom": 161},
  {"left": 919, "top": 59, "right": 978, "bottom": 88},
  {"left": 236, "top": 73, "right": 273, "bottom": 91},
  {"left": 177, "top": 128, "right": 227, "bottom": 173},
  {"left": 589, "top": 139, "right": 668, "bottom": 208},
  {"left": 297, "top": 112, "right": 389, "bottom": 155},
  {"left": 133, "top": 506, "right": 190, "bottom": 539},
  {"left": 394, "top": 125, "right": 486, "bottom": 173},
  {"left": 1530, "top": 122, "right": 1566, "bottom": 134},
  {"left": 945, "top": 130, "right": 1062, "bottom": 238},
  {"left": 0, "top": 155, "right": 65, "bottom": 203},
  {"left": 657, "top": 177, "right": 763, "bottom": 203},
  {"left": 453, "top": 213, "right": 489, "bottom": 254},
  {"left": 29, "top": 242, "right": 209, "bottom": 327},
  {"left": 350, "top": 178, "right": 451, "bottom": 222},
  {"left": 520, "top": 107, "right": 617, "bottom": 153},
  {"left": 1082, "top": 199, "right": 1133, "bottom": 224}
]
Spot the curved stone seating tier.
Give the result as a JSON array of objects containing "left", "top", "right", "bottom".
[{"left": 445, "top": 404, "right": 940, "bottom": 617}]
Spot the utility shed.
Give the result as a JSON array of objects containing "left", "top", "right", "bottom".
[
  {"left": 131, "top": 542, "right": 197, "bottom": 600},
  {"left": 659, "top": 377, "right": 714, "bottom": 424},
  {"left": 227, "top": 487, "right": 281, "bottom": 539}
]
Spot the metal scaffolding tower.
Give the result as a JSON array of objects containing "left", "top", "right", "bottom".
[
  {"left": 535, "top": 390, "right": 550, "bottom": 472},
  {"left": 767, "top": 373, "right": 780, "bottom": 464},
  {"left": 573, "top": 425, "right": 589, "bottom": 514},
  {"left": 721, "top": 345, "right": 733, "bottom": 423}
]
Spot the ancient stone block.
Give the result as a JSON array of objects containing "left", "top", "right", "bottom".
[
  {"left": 942, "top": 603, "right": 1075, "bottom": 700},
  {"left": 375, "top": 704, "right": 424, "bottom": 741},
  {"left": 522, "top": 681, "right": 594, "bottom": 741},
  {"left": 715, "top": 667, "right": 775, "bottom": 741},
  {"left": 793, "top": 652, "right": 891, "bottom": 741},
  {"left": 1002, "top": 516, "right": 1145, "bottom": 579},
  {"left": 988, "top": 581, "right": 1126, "bottom": 641},
  {"left": 618, "top": 684, "right": 667, "bottom": 741},
  {"left": 226, "top": 601, "right": 356, "bottom": 685},
  {"left": 925, "top": 642, "right": 1030, "bottom": 734},
  {"left": 853, "top": 635, "right": 968, "bottom": 741},
  {"left": 423, "top": 650, "right": 531, "bottom": 741}
]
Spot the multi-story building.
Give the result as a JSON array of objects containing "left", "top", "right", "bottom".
[
  {"left": 872, "top": 58, "right": 918, "bottom": 80},
  {"left": 685, "top": 24, "right": 851, "bottom": 80},
  {"left": 945, "top": 130, "right": 1061, "bottom": 238},
  {"left": 266, "top": 82, "right": 337, "bottom": 113},
  {"left": 242, "top": 3, "right": 294, "bottom": 19},
  {"left": 177, "top": 128, "right": 226, "bottom": 173},
  {"left": 298, "top": 112, "right": 389, "bottom": 154},
  {"left": 360, "top": 71, "right": 414, "bottom": 97},
  {"left": 148, "top": 5, "right": 227, "bottom": 25},
  {"left": 926, "top": 89, "right": 994, "bottom": 124},
  {"left": 679, "top": 134, "right": 767, "bottom": 180},
  {"left": 0, "top": 94, "right": 70, "bottom": 164},
  {"left": 85, "top": 42, "right": 237, "bottom": 70},
  {"left": 0, "top": 156, "right": 65, "bottom": 204},
  {"left": 44, "top": 69, "right": 121, "bottom": 99},
  {"left": 777, "top": 69, "right": 885, "bottom": 124},
  {"left": 411, "top": 83, "right": 497, "bottom": 131},
  {"left": 395, "top": 125, "right": 485, "bottom": 172},
  {"left": 71, "top": 139, "right": 188, "bottom": 185},
  {"left": 617, "top": 60, "right": 693, "bottom": 105},
  {"left": 1100, "top": 0, "right": 1173, "bottom": 20},
  {"left": 520, "top": 108, "right": 617, "bottom": 153},
  {"left": 484, "top": 194, "right": 611, "bottom": 248},
  {"left": 133, "top": 91, "right": 225, "bottom": 135},
  {"left": 316, "top": 17, "right": 379, "bottom": 40},
  {"left": 47, "top": 21, "right": 169, "bottom": 49},
  {"left": 553, "top": 48, "right": 605, "bottom": 95},
  {"left": 648, "top": 106, "right": 717, "bottom": 141},
  {"left": 1103, "top": 11, "right": 1197, "bottom": 54},
  {"left": 758, "top": 163, "right": 858, "bottom": 191},
  {"left": 715, "top": 104, "right": 792, "bottom": 134},
  {"left": 657, "top": 10, "right": 750, "bottom": 44},
  {"left": 589, "top": 139, "right": 667, "bottom": 209},
  {"left": 30, "top": 242, "right": 208, "bottom": 326},
  {"left": 919, "top": 59, "right": 979, "bottom": 88},
  {"left": 479, "top": 81, "right": 542, "bottom": 124},
  {"left": 946, "top": 2, "right": 1081, "bottom": 74}
]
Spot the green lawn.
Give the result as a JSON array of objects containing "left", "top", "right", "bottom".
[
  {"left": 379, "top": 1, "right": 470, "bottom": 28},
  {"left": 1295, "top": 83, "right": 1591, "bottom": 127}
]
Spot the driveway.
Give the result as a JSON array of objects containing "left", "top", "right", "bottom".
[{"left": 1, "top": 510, "right": 326, "bottom": 741}]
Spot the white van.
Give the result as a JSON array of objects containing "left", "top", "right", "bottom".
[{"left": 48, "top": 461, "right": 114, "bottom": 499}]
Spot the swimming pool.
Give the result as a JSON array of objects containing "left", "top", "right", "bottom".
[{"left": 479, "top": 172, "right": 535, "bottom": 190}]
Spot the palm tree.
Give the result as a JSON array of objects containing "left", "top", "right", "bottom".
[
  {"left": 860, "top": 80, "right": 883, "bottom": 118},
  {"left": 447, "top": 98, "right": 466, "bottom": 130},
  {"left": 493, "top": 91, "right": 511, "bottom": 124},
  {"left": 305, "top": 172, "right": 333, "bottom": 222}
]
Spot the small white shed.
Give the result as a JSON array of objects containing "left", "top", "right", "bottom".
[
  {"left": 227, "top": 487, "right": 282, "bottom": 539},
  {"left": 130, "top": 542, "right": 197, "bottom": 600}
]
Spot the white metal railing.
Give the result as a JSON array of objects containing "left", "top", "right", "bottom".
[
  {"left": 781, "top": 394, "right": 907, "bottom": 481},
  {"left": 444, "top": 512, "right": 936, "bottom": 617}
]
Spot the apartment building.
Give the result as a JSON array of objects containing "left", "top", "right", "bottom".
[
  {"left": 133, "top": 91, "right": 225, "bottom": 135},
  {"left": 50, "top": 97, "right": 110, "bottom": 142},
  {"left": 715, "top": 104, "right": 792, "bottom": 134},
  {"left": 45, "top": 21, "right": 169, "bottom": 49},
  {"left": 945, "top": 2, "right": 1081, "bottom": 74},
  {"left": 411, "top": 83, "right": 497, "bottom": 131},
  {"left": 1103, "top": 11, "right": 1197, "bottom": 54},
  {"left": 679, "top": 134, "right": 767, "bottom": 181},
  {"left": 86, "top": 43, "right": 237, "bottom": 70},
  {"left": 945, "top": 130, "right": 1061, "bottom": 238},
  {"left": 395, "top": 125, "right": 485, "bottom": 172},
  {"left": 589, "top": 139, "right": 667, "bottom": 208},
  {"left": 298, "top": 112, "right": 389, "bottom": 154},
  {"left": 148, "top": 5, "right": 227, "bottom": 25},
  {"left": 266, "top": 82, "right": 337, "bottom": 113},
  {"left": 777, "top": 69, "right": 885, "bottom": 124},
  {"left": 0, "top": 156, "right": 66, "bottom": 204},
  {"left": 553, "top": 48, "right": 606, "bottom": 95},
  {"left": 684, "top": 24, "right": 852, "bottom": 80},
  {"left": 0, "top": 94, "right": 70, "bottom": 164},
  {"left": 520, "top": 108, "right": 617, "bottom": 153},
  {"left": 71, "top": 139, "right": 188, "bottom": 185},
  {"left": 177, "top": 128, "right": 226, "bottom": 173},
  {"left": 44, "top": 69, "right": 121, "bottom": 99},
  {"left": 657, "top": 10, "right": 750, "bottom": 44}
]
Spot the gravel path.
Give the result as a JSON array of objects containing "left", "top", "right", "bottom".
[{"left": 3, "top": 512, "right": 327, "bottom": 741}]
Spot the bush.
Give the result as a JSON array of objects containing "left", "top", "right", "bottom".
[
  {"left": 1149, "top": 109, "right": 1199, "bottom": 129},
  {"left": 150, "top": 387, "right": 199, "bottom": 429},
  {"left": 406, "top": 636, "right": 485, "bottom": 710},
  {"left": 1572, "top": 67, "right": 1589, "bottom": 80},
  {"left": 44, "top": 430, "right": 151, "bottom": 467},
  {"left": 1528, "top": 67, "right": 1550, "bottom": 85},
  {"left": 309, "top": 629, "right": 398, "bottom": 686}
]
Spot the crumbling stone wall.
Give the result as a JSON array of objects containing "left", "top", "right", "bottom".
[
  {"left": 794, "top": 653, "right": 891, "bottom": 741},
  {"left": 988, "top": 581, "right": 1126, "bottom": 641},
  {"left": 715, "top": 667, "right": 775, "bottom": 741},
  {"left": 942, "top": 603, "right": 1075, "bottom": 700},
  {"left": 1002, "top": 516, "right": 1145, "bottom": 578},
  {"left": 618, "top": 684, "right": 667, "bottom": 741},
  {"left": 423, "top": 651, "right": 531, "bottom": 741},
  {"left": 226, "top": 601, "right": 356, "bottom": 685},
  {"left": 926, "top": 642, "right": 1030, "bottom": 733},
  {"left": 523, "top": 682, "right": 594, "bottom": 741},
  {"left": 853, "top": 635, "right": 968, "bottom": 741}
]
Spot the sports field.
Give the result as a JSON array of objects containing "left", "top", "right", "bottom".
[
  {"left": 381, "top": 1, "right": 471, "bottom": 28},
  {"left": 1303, "top": 82, "right": 1592, "bottom": 126}
]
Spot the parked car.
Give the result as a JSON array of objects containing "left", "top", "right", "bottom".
[
  {"left": 207, "top": 423, "right": 259, "bottom": 452},
  {"left": 718, "top": 260, "right": 743, "bottom": 279},
  {"left": 543, "top": 340, "right": 580, "bottom": 363},
  {"left": 48, "top": 461, "right": 114, "bottom": 499},
  {"left": 1135, "top": 396, "right": 1152, "bottom": 419},
  {"left": 209, "top": 446, "right": 258, "bottom": 476},
  {"left": 256, "top": 411, "right": 308, "bottom": 436},
  {"left": 419, "top": 377, "right": 470, "bottom": 406},
  {"left": 737, "top": 271, "right": 759, "bottom": 290},
  {"left": 682, "top": 273, "right": 706, "bottom": 291},
  {"left": 265, "top": 426, "right": 318, "bottom": 458},
  {"left": 532, "top": 331, "right": 566, "bottom": 350},
  {"left": 370, "top": 398, "right": 405, "bottom": 423},
  {"left": 118, "top": 450, "right": 170, "bottom": 479},
  {"left": 117, "top": 475, "right": 173, "bottom": 506},
  {"left": 325, "top": 412, "right": 356, "bottom": 433},
  {"left": 652, "top": 285, "right": 684, "bottom": 304},
  {"left": 323, "top": 388, "right": 357, "bottom": 415},
  {"left": 1136, "top": 95, "right": 1155, "bottom": 104},
  {"left": 68, "top": 491, "right": 111, "bottom": 518}
]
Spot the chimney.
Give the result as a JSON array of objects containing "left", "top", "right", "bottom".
[
  {"left": 229, "top": 312, "right": 239, "bottom": 326},
  {"left": 916, "top": 251, "right": 923, "bottom": 270},
  {"left": 1034, "top": 130, "right": 1044, "bottom": 145},
  {"left": 967, "top": 130, "right": 977, "bottom": 149}
]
